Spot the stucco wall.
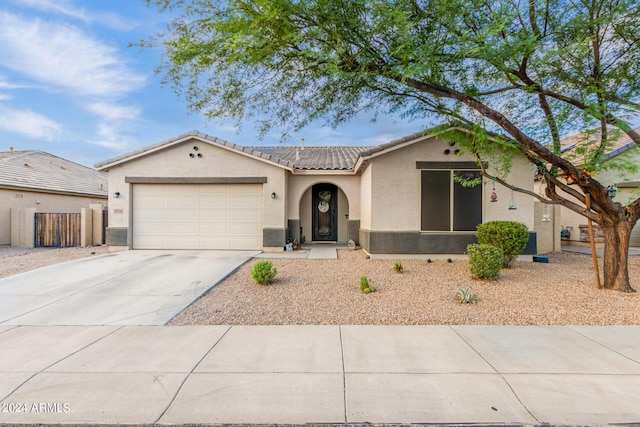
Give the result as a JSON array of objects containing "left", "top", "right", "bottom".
[
  {"left": 286, "top": 175, "right": 361, "bottom": 220},
  {"left": 364, "top": 137, "right": 534, "bottom": 231},
  {"left": 0, "top": 188, "right": 105, "bottom": 246},
  {"left": 105, "top": 138, "right": 288, "bottom": 236},
  {"left": 360, "top": 166, "right": 372, "bottom": 230}
]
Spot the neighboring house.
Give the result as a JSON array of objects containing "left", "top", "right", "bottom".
[
  {"left": 0, "top": 150, "right": 108, "bottom": 246},
  {"left": 545, "top": 127, "right": 640, "bottom": 247},
  {"left": 95, "top": 127, "right": 537, "bottom": 256}
]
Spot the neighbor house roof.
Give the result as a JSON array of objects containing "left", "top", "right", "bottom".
[
  {"left": 0, "top": 150, "right": 108, "bottom": 197},
  {"left": 96, "top": 128, "right": 454, "bottom": 173},
  {"left": 560, "top": 126, "right": 640, "bottom": 165}
]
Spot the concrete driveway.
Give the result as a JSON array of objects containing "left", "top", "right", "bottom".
[{"left": 0, "top": 250, "right": 259, "bottom": 325}]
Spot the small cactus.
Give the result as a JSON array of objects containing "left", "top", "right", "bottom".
[
  {"left": 359, "top": 276, "right": 376, "bottom": 294},
  {"left": 393, "top": 262, "right": 404, "bottom": 273}
]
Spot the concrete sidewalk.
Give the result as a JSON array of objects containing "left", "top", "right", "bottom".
[{"left": 1, "top": 325, "right": 640, "bottom": 425}]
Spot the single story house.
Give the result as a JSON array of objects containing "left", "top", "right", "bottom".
[
  {"left": 95, "top": 127, "right": 537, "bottom": 256},
  {"left": 0, "top": 150, "right": 108, "bottom": 246}
]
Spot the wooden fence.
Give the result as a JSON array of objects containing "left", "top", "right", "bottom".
[{"left": 34, "top": 213, "right": 81, "bottom": 247}]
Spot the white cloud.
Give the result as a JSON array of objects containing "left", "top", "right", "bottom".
[
  {"left": 0, "top": 94, "right": 11, "bottom": 101},
  {"left": 0, "top": 106, "right": 62, "bottom": 141},
  {"left": 92, "top": 122, "right": 135, "bottom": 151},
  {"left": 0, "top": 12, "right": 146, "bottom": 98},
  {"left": 14, "top": 0, "right": 89, "bottom": 22},
  {"left": 9, "top": 0, "right": 138, "bottom": 31},
  {"left": 86, "top": 102, "right": 142, "bottom": 122}
]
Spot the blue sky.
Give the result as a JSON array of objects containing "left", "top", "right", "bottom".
[{"left": 0, "top": 0, "right": 426, "bottom": 168}]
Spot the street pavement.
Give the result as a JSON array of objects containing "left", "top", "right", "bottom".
[{"left": 1, "top": 324, "right": 640, "bottom": 425}]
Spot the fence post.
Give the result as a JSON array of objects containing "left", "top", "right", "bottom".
[
  {"left": 10, "top": 208, "right": 36, "bottom": 248},
  {"left": 80, "top": 208, "right": 94, "bottom": 247}
]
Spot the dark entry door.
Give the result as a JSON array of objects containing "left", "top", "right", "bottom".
[{"left": 312, "top": 184, "right": 338, "bottom": 241}]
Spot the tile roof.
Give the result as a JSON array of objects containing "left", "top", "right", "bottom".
[
  {"left": 0, "top": 150, "right": 108, "bottom": 197},
  {"left": 561, "top": 126, "right": 640, "bottom": 165},
  {"left": 96, "top": 129, "right": 442, "bottom": 172},
  {"left": 249, "top": 146, "right": 373, "bottom": 170}
]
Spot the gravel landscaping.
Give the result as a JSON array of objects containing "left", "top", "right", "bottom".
[
  {"left": 2, "top": 245, "right": 639, "bottom": 325},
  {"left": 0, "top": 245, "right": 111, "bottom": 279},
  {"left": 170, "top": 249, "right": 640, "bottom": 326}
]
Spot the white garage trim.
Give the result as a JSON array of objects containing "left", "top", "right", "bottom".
[{"left": 132, "top": 183, "right": 263, "bottom": 250}]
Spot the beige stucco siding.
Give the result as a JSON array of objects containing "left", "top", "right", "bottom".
[
  {"left": 286, "top": 175, "right": 361, "bottom": 220},
  {"left": 360, "top": 165, "right": 372, "bottom": 230},
  {"left": 0, "top": 188, "right": 105, "bottom": 246},
  {"left": 364, "top": 137, "right": 534, "bottom": 232},
  {"left": 483, "top": 156, "right": 535, "bottom": 230},
  {"left": 106, "top": 138, "right": 288, "bottom": 231}
]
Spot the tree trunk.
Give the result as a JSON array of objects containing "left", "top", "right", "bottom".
[{"left": 601, "top": 218, "right": 635, "bottom": 292}]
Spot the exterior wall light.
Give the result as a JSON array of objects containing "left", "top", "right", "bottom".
[
  {"left": 271, "top": 192, "right": 276, "bottom": 199},
  {"left": 114, "top": 192, "right": 120, "bottom": 198}
]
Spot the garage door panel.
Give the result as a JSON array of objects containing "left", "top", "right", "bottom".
[
  {"left": 200, "top": 198, "right": 230, "bottom": 209},
  {"left": 199, "top": 223, "right": 230, "bottom": 234},
  {"left": 230, "top": 210, "right": 262, "bottom": 222},
  {"left": 136, "top": 210, "right": 167, "bottom": 221},
  {"left": 135, "top": 196, "right": 167, "bottom": 209},
  {"left": 229, "top": 223, "right": 261, "bottom": 234},
  {"left": 230, "top": 237, "right": 261, "bottom": 249},
  {"left": 198, "top": 211, "right": 229, "bottom": 221},
  {"left": 230, "top": 197, "right": 262, "bottom": 208},
  {"left": 133, "top": 183, "right": 263, "bottom": 250}
]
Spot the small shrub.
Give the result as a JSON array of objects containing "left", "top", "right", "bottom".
[
  {"left": 360, "top": 275, "right": 369, "bottom": 291},
  {"left": 359, "top": 275, "right": 377, "bottom": 293},
  {"left": 467, "top": 243, "right": 503, "bottom": 280},
  {"left": 455, "top": 287, "right": 478, "bottom": 304},
  {"left": 476, "top": 221, "right": 529, "bottom": 268},
  {"left": 393, "top": 262, "right": 404, "bottom": 273},
  {"left": 251, "top": 261, "right": 277, "bottom": 285}
]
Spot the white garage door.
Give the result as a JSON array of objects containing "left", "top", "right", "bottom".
[{"left": 132, "top": 183, "right": 263, "bottom": 250}]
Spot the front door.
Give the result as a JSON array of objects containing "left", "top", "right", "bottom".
[{"left": 312, "top": 184, "right": 338, "bottom": 241}]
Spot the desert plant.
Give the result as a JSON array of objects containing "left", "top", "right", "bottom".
[
  {"left": 359, "top": 275, "right": 376, "bottom": 293},
  {"left": 455, "top": 287, "right": 478, "bottom": 304},
  {"left": 476, "top": 221, "right": 529, "bottom": 268},
  {"left": 393, "top": 262, "right": 404, "bottom": 273},
  {"left": 467, "top": 243, "right": 503, "bottom": 280},
  {"left": 251, "top": 260, "right": 278, "bottom": 285}
]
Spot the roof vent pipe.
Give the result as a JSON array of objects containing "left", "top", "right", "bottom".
[
  {"left": 295, "top": 148, "right": 300, "bottom": 161},
  {"left": 10, "top": 147, "right": 13, "bottom": 154},
  {"left": 301, "top": 138, "right": 305, "bottom": 150}
]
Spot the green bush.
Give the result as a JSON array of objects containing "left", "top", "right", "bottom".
[
  {"left": 467, "top": 243, "right": 503, "bottom": 280},
  {"left": 251, "top": 261, "right": 278, "bottom": 285},
  {"left": 476, "top": 221, "right": 529, "bottom": 268},
  {"left": 393, "top": 262, "right": 404, "bottom": 273}
]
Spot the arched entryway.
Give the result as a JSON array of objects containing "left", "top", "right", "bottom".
[{"left": 299, "top": 183, "right": 351, "bottom": 243}]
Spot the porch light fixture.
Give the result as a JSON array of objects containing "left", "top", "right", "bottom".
[
  {"left": 114, "top": 192, "right": 120, "bottom": 198},
  {"left": 271, "top": 192, "right": 276, "bottom": 199},
  {"left": 607, "top": 185, "right": 617, "bottom": 199}
]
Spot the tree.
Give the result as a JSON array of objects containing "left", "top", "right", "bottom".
[{"left": 143, "top": 0, "right": 640, "bottom": 291}]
